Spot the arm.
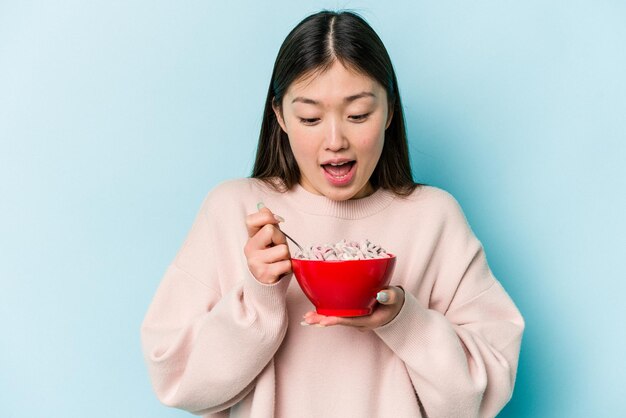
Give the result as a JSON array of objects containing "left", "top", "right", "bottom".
[
  {"left": 374, "top": 195, "right": 525, "bottom": 418},
  {"left": 140, "top": 192, "right": 291, "bottom": 415},
  {"left": 375, "top": 277, "right": 523, "bottom": 417}
]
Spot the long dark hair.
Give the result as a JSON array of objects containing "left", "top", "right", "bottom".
[{"left": 251, "top": 10, "right": 420, "bottom": 196}]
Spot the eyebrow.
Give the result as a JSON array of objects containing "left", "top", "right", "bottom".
[{"left": 291, "top": 91, "right": 376, "bottom": 105}]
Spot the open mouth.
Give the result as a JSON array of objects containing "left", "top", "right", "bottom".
[
  {"left": 321, "top": 160, "right": 356, "bottom": 185},
  {"left": 321, "top": 161, "right": 356, "bottom": 178}
]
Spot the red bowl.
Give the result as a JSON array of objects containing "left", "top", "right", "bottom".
[{"left": 290, "top": 255, "right": 396, "bottom": 317}]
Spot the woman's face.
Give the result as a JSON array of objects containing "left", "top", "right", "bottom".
[{"left": 273, "top": 61, "right": 392, "bottom": 201}]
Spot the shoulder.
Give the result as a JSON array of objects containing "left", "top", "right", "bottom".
[
  {"left": 388, "top": 186, "right": 481, "bottom": 264},
  {"left": 198, "top": 177, "right": 285, "bottom": 218},
  {"left": 388, "top": 185, "right": 471, "bottom": 235},
  {"left": 399, "top": 185, "right": 465, "bottom": 217},
  {"left": 202, "top": 178, "right": 277, "bottom": 204}
]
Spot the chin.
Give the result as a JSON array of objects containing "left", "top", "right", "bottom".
[
  {"left": 326, "top": 192, "right": 354, "bottom": 201},
  {"left": 322, "top": 185, "right": 363, "bottom": 201},
  {"left": 304, "top": 174, "right": 370, "bottom": 201}
]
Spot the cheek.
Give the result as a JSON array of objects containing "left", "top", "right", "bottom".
[
  {"left": 356, "top": 124, "right": 385, "bottom": 154},
  {"left": 287, "top": 128, "right": 317, "bottom": 161}
]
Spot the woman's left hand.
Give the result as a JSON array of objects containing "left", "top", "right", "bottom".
[{"left": 302, "top": 286, "right": 405, "bottom": 330}]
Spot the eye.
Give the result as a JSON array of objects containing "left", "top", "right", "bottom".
[
  {"left": 349, "top": 113, "right": 370, "bottom": 122},
  {"left": 299, "top": 117, "right": 320, "bottom": 126}
]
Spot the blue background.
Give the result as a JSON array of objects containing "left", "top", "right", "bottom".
[{"left": 1, "top": 1, "right": 625, "bottom": 417}]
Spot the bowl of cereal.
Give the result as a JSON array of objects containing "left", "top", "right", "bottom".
[{"left": 290, "top": 239, "right": 396, "bottom": 317}]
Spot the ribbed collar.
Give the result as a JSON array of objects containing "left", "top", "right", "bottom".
[{"left": 283, "top": 182, "right": 397, "bottom": 220}]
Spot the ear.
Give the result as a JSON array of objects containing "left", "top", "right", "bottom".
[
  {"left": 272, "top": 98, "right": 288, "bottom": 133},
  {"left": 385, "top": 105, "right": 394, "bottom": 130}
]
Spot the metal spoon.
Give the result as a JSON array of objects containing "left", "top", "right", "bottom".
[
  {"left": 280, "top": 229, "right": 305, "bottom": 253},
  {"left": 257, "top": 202, "right": 305, "bottom": 253}
]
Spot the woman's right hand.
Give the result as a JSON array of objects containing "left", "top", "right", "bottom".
[{"left": 244, "top": 203, "right": 292, "bottom": 284}]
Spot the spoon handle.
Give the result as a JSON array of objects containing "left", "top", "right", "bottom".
[{"left": 281, "top": 230, "right": 304, "bottom": 253}]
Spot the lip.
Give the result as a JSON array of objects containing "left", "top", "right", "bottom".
[
  {"left": 321, "top": 161, "right": 356, "bottom": 186},
  {"left": 320, "top": 158, "right": 356, "bottom": 166}
]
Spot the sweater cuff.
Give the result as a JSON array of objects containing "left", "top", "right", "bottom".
[
  {"left": 374, "top": 291, "right": 430, "bottom": 350},
  {"left": 242, "top": 271, "right": 293, "bottom": 313}
]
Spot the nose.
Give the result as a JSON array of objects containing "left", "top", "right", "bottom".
[{"left": 324, "top": 116, "right": 348, "bottom": 151}]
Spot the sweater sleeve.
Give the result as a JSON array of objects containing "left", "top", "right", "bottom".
[
  {"left": 374, "top": 192, "right": 525, "bottom": 418},
  {"left": 140, "top": 189, "right": 291, "bottom": 415}
]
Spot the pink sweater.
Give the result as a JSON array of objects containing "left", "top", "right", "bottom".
[{"left": 141, "top": 178, "right": 524, "bottom": 418}]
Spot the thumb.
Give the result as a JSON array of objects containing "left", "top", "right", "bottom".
[
  {"left": 376, "top": 286, "right": 404, "bottom": 305},
  {"left": 257, "top": 201, "right": 271, "bottom": 214},
  {"left": 257, "top": 202, "right": 284, "bottom": 222}
]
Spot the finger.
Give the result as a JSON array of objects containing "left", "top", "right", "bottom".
[
  {"left": 303, "top": 311, "right": 369, "bottom": 328},
  {"left": 254, "top": 223, "right": 287, "bottom": 247},
  {"left": 376, "top": 286, "right": 403, "bottom": 305},
  {"left": 264, "top": 259, "right": 293, "bottom": 283},
  {"left": 245, "top": 243, "right": 290, "bottom": 276},
  {"left": 243, "top": 225, "right": 286, "bottom": 262},
  {"left": 320, "top": 316, "right": 372, "bottom": 329},
  {"left": 301, "top": 311, "right": 332, "bottom": 327},
  {"left": 253, "top": 259, "right": 293, "bottom": 284},
  {"left": 302, "top": 311, "right": 325, "bottom": 324},
  {"left": 246, "top": 223, "right": 288, "bottom": 254},
  {"left": 256, "top": 243, "right": 291, "bottom": 263},
  {"left": 246, "top": 205, "right": 284, "bottom": 238},
  {"left": 248, "top": 254, "right": 292, "bottom": 284},
  {"left": 300, "top": 313, "right": 335, "bottom": 328}
]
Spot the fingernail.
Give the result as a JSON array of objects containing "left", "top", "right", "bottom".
[
  {"left": 300, "top": 321, "right": 311, "bottom": 326},
  {"left": 376, "top": 291, "right": 389, "bottom": 303},
  {"left": 274, "top": 214, "right": 284, "bottom": 222},
  {"left": 257, "top": 202, "right": 265, "bottom": 210}
]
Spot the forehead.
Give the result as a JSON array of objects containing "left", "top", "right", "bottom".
[{"left": 286, "top": 61, "right": 383, "bottom": 102}]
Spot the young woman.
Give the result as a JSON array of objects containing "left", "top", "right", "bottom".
[{"left": 141, "top": 10, "right": 524, "bottom": 418}]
